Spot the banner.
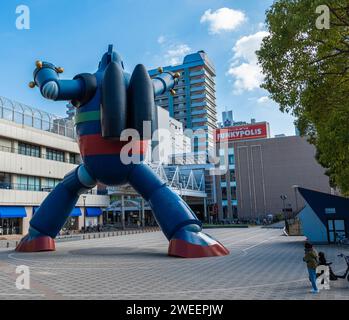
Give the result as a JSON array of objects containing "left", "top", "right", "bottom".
[{"left": 215, "top": 123, "right": 268, "bottom": 142}]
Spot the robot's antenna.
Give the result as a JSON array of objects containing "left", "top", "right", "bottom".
[{"left": 107, "top": 44, "right": 113, "bottom": 64}]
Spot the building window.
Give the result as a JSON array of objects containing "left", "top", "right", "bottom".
[
  {"left": 0, "top": 172, "right": 11, "bottom": 189},
  {"left": 42, "top": 178, "right": 61, "bottom": 191},
  {"left": 18, "top": 142, "right": 41, "bottom": 158},
  {"left": 46, "top": 148, "right": 65, "bottom": 162},
  {"left": 228, "top": 154, "right": 235, "bottom": 165},
  {"left": 231, "top": 186, "right": 237, "bottom": 199},
  {"left": 17, "top": 175, "right": 41, "bottom": 191},
  {"left": 222, "top": 187, "right": 227, "bottom": 200},
  {"left": 69, "top": 153, "right": 80, "bottom": 165},
  {"left": 230, "top": 170, "right": 236, "bottom": 182}
]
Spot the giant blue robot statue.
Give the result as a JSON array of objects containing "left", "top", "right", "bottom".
[{"left": 16, "top": 45, "right": 229, "bottom": 258}]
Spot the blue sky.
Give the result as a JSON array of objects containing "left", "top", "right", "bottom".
[{"left": 0, "top": 0, "right": 296, "bottom": 136}]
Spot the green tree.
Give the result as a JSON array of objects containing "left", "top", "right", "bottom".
[{"left": 257, "top": 0, "right": 349, "bottom": 194}]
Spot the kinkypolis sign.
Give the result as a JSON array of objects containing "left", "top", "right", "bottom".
[{"left": 215, "top": 123, "right": 269, "bottom": 142}]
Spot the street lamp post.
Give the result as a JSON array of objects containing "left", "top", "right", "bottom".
[
  {"left": 280, "top": 194, "right": 288, "bottom": 231},
  {"left": 82, "top": 195, "right": 87, "bottom": 233}
]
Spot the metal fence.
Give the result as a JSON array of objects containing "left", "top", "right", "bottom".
[{"left": 0, "top": 96, "right": 75, "bottom": 139}]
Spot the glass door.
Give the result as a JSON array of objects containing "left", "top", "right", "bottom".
[{"left": 327, "top": 219, "right": 346, "bottom": 243}]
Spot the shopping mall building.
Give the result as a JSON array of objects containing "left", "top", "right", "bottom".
[
  {"left": 0, "top": 96, "right": 110, "bottom": 236},
  {"left": 214, "top": 120, "right": 335, "bottom": 222}
]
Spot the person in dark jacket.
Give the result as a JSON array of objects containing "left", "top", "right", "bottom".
[{"left": 303, "top": 242, "right": 319, "bottom": 293}]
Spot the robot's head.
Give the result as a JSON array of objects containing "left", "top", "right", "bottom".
[{"left": 98, "top": 44, "right": 124, "bottom": 71}]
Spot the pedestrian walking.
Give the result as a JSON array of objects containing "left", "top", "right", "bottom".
[{"left": 303, "top": 242, "right": 319, "bottom": 293}]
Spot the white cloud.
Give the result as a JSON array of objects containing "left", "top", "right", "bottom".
[
  {"left": 164, "top": 43, "right": 191, "bottom": 65},
  {"left": 257, "top": 96, "right": 270, "bottom": 104},
  {"left": 227, "top": 31, "right": 269, "bottom": 93},
  {"left": 157, "top": 35, "right": 166, "bottom": 44},
  {"left": 200, "top": 7, "right": 246, "bottom": 34},
  {"left": 257, "top": 22, "right": 265, "bottom": 30},
  {"left": 156, "top": 35, "right": 191, "bottom": 66}
]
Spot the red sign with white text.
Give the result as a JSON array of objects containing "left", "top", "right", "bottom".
[{"left": 215, "top": 123, "right": 269, "bottom": 142}]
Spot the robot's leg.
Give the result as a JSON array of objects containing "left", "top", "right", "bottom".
[
  {"left": 16, "top": 165, "right": 96, "bottom": 252},
  {"left": 128, "top": 163, "right": 229, "bottom": 258}
]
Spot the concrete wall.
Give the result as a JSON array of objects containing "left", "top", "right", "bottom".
[
  {"left": 0, "top": 150, "right": 77, "bottom": 180},
  {"left": 235, "top": 136, "right": 333, "bottom": 219}
]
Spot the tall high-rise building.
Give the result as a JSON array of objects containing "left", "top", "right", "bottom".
[{"left": 149, "top": 50, "right": 217, "bottom": 153}]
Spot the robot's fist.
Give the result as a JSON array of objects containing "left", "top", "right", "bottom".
[{"left": 42, "top": 81, "right": 59, "bottom": 100}]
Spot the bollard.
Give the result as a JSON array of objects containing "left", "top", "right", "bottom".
[{"left": 7, "top": 242, "right": 9, "bottom": 248}]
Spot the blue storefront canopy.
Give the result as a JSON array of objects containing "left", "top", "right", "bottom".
[
  {"left": 0, "top": 206, "right": 27, "bottom": 218},
  {"left": 70, "top": 207, "right": 82, "bottom": 217},
  {"left": 33, "top": 207, "right": 81, "bottom": 217},
  {"left": 86, "top": 207, "right": 103, "bottom": 217}
]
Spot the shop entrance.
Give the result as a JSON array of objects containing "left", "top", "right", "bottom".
[{"left": 0, "top": 218, "right": 21, "bottom": 235}]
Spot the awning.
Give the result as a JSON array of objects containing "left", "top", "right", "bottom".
[
  {"left": 33, "top": 207, "right": 81, "bottom": 217},
  {"left": 86, "top": 207, "right": 103, "bottom": 217},
  {"left": 0, "top": 206, "right": 27, "bottom": 218},
  {"left": 70, "top": 207, "right": 82, "bottom": 217}
]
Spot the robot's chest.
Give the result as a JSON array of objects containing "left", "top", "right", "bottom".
[{"left": 77, "top": 134, "right": 148, "bottom": 158}]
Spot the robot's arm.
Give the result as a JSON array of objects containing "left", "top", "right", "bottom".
[
  {"left": 152, "top": 68, "right": 181, "bottom": 97},
  {"left": 29, "top": 61, "right": 97, "bottom": 107}
]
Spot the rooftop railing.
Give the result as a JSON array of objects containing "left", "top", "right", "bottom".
[{"left": 0, "top": 96, "right": 76, "bottom": 139}]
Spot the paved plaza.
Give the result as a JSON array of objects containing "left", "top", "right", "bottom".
[{"left": 0, "top": 227, "right": 348, "bottom": 300}]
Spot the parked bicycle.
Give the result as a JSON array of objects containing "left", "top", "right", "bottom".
[{"left": 335, "top": 233, "right": 349, "bottom": 246}]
